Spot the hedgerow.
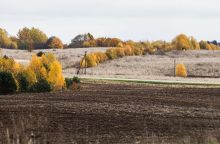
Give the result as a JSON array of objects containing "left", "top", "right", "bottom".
[{"left": 80, "top": 45, "right": 145, "bottom": 68}]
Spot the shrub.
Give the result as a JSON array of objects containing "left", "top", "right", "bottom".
[
  {"left": 106, "top": 48, "right": 117, "bottom": 59},
  {"left": 80, "top": 53, "right": 98, "bottom": 67},
  {"left": 28, "top": 53, "right": 65, "bottom": 90},
  {"left": 29, "top": 78, "right": 52, "bottom": 92},
  {"left": 124, "top": 46, "right": 134, "bottom": 56},
  {"left": 72, "top": 76, "right": 80, "bottom": 83},
  {"left": 80, "top": 52, "right": 108, "bottom": 68},
  {"left": 47, "top": 61, "right": 65, "bottom": 90},
  {"left": 37, "top": 51, "right": 45, "bottom": 57},
  {"left": 115, "top": 48, "right": 125, "bottom": 58},
  {"left": 95, "top": 52, "right": 108, "bottom": 63},
  {"left": 175, "top": 64, "right": 187, "bottom": 77},
  {"left": 65, "top": 77, "right": 80, "bottom": 89},
  {"left": 46, "top": 36, "right": 63, "bottom": 49},
  {"left": 82, "top": 41, "right": 90, "bottom": 47},
  {"left": 190, "top": 37, "right": 200, "bottom": 50},
  {"left": 17, "top": 72, "right": 30, "bottom": 92},
  {"left": 0, "top": 71, "right": 18, "bottom": 94},
  {"left": 172, "top": 34, "right": 191, "bottom": 50},
  {"left": 133, "top": 47, "right": 143, "bottom": 55},
  {"left": 22, "top": 68, "right": 37, "bottom": 87},
  {"left": 65, "top": 78, "right": 73, "bottom": 88},
  {"left": 0, "top": 57, "right": 22, "bottom": 73}
]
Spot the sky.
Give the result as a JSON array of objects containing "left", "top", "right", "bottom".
[{"left": 0, "top": 0, "right": 220, "bottom": 43}]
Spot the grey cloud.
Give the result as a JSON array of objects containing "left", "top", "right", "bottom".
[{"left": 0, "top": 0, "right": 220, "bottom": 43}]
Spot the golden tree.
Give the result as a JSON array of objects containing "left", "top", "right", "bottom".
[
  {"left": 28, "top": 55, "right": 44, "bottom": 79},
  {"left": 0, "top": 57, "right": 21, "bottom": 73},
  {"left": 175, "top": 64, "right": 187, "bottom": 77},
  {"left": 0, "top": 28, "right": 17, "bottom": 49},
  {"left": 47, "top": 61, "right": 65, "bottom": 90},
  {"left": 115, "top": 47, "right": 125, "bottom": 58},
  {"left": 17, "top": 27, "right": 48, "bottom": 50},
  {"left": 106, "top": 48, "right": 117, "bottom": 59},
  {"left": 173, "top": 34, "right": 191, "bottom": 50},
  {"left": 46, "top": 36, "right": 63, "bottom": 49},
  {"left": 190, "top": 37, "right": 200, "bottom": 50},
  {"left": 22, "top": 68, "right": 37, "bottom": 86}
]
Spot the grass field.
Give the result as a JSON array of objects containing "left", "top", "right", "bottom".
[{"left": 1, "top": 48, "right": 220, "bottom": 84}]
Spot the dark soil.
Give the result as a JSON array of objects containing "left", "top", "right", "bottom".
[{"left": 0, "top": 82, "right": 220, "bottom": 144}]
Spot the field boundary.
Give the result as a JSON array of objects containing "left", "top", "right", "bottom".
[{"left": 79, "top": 76, "right": 220, "bottom": 86}]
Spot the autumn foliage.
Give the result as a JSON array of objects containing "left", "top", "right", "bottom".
[
  {"left": 175, "top": 64, "right": 187, "bottom": 77},
  {"left": 0, "top": 28, "right": 18, "bottom": 49},
  {"left": 0, "top": 53, "right": 65, "bottom": 93},
  {"left": 17, "top": 27, "right": 48, "bottom": 50},
  {"left": 81, "top": 45, "right": 145, "bottom": 68},
  {"left": 46, "top": 36, "right": 64, "bottom": 49}
]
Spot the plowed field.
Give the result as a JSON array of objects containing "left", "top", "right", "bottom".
[{"left": 0, "top": 82, "right": 220, "bottom": 144}]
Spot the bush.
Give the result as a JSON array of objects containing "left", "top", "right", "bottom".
[
  {"left": 172, "top": 34, "right": 191, "bottom": 50},
  {"left": 0, "top": 57, "right": 21, "bottom": 74},
  {"left": 47, "top": 61, "right": 65, "bottom": 90},
  {"left": 17, "top": 72, "right": 30, "bottom": 92},
  {"left": 106, "top": 48, "right": 117, "bottom": 59},
  {"left": 124, "top": 46, "right": 134, "bottom": 56},
  {"left": 175, "top": 64, "right": 187, "bottom": 77},
  {"left": 133, "top": 47, "right": 143, "bottom": 55},
  {"left": 65, "top": 78, "right": 73, "bottom": 88},
  {"left": 46, "top": 36, "right": 63, "bottom": 49},
  {"left": 80, "top": 52, "right": 108, "bottom": 68},
  {"left": 72, "top": 76, "right": 80, "bottom": 83},
  {"left": 36, "top": 51, "right": 45, "bottom": 57},
  {"left": 80, "top": 53, "right": 98, "bottom": 67},
  {"left": 0, "top": 71, "right": 18, "bottom": 94},
  {"left": 115, "top": 48, "right": 125, "bottom": 58},
  {"left": 29, "top": 78, "right": 52, "bottom": 92},
  {"left": 95, "top": 52, "right": 108, "bottom": 63},
  {"left": 65, "top": 77, "right": 80, "bottom": 89}
]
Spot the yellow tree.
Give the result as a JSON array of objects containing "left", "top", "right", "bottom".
[
  {"left": 173, "top": 34, "right": 191, "bottom": 50},
  {"left": 22, "top": 68, "right": 37, "bottom": 86},
  {"left": 0, "top": 57, "right": 20, "bottom": 73},
  {"left": 175, "top": 64, "right": 187, "bottom": 77},
  {"left": 28, "top": 55, "right": 44, "bottom": 79},
  {"left": 190, "top": 37, "right": 200, "bottom": 50},
  {"left": 47, "top": 61, "right": 65, "bottom": 90}
]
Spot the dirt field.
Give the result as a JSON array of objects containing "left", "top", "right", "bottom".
[
  {"left": 0, "top": 81, "right": 220, "bottom": 144},
  {"left": 1, "top": 48, "right": 220, "bottom": 84}
]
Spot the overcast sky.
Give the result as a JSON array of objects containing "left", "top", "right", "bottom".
[{"left": 0, "top": 0, "right": 220, "bottom": 43}]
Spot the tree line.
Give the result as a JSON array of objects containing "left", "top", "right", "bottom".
[
  {"left": 0, "top": 27, "right": 124, "bottom": 50},
  {"left": 80, "top": 34, "right": 220, "bottom": 68},
  {"left": 0, "top": 27, "right": 220, "bottom": 51}
]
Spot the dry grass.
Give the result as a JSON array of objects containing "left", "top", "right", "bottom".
[{"left": 2, "top": 48, "right": 220, "bottom": 83}]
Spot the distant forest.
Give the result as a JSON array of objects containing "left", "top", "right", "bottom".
[{"left": 0, "top": 27, "right": 220, "bottom": 51}]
